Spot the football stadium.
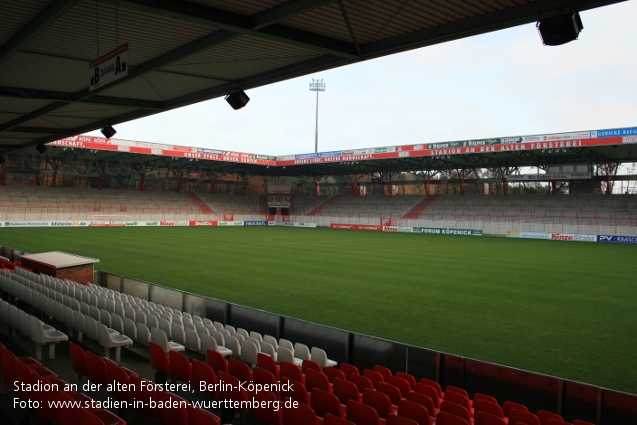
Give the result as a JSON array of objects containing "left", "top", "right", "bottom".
[{"left": 1, "top": 2, "right": 636, "bottom": 425}]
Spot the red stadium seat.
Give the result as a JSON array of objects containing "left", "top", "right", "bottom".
[
  {"left": 250, "top": 390, "right": 283, "bottom": 425},
  {"left": 206, "top": 348, "right": 228, "bottom": 374},
  {"left": 187, "top": 405, "right": 221, "bottom": 425},
  {"left": 228, "top": 357, "right": 253, "bottom": 384},
  {"left": 474, "top": 399, "right": 505, "bottom": 419},
  {"left": 405, "top": 391, "right": 437, "bottom": 417},
  {"left": 280, "top": 360, "right": 305, "bottom": 384},
  {"left": 436, "top": 411, "right": 470, "bottom": 425},
  {"left": 376, "top": 381, "right": 403, "bottom": 405},
  {"left": 191, "top": 359, "right": 217, "bottom": 397},
  {"left": 257, "top": 352, "right": 280, "bottom": 378},
  {"left": 254, "top": 366, "right": 280, "bottom": 397},
  {"left": 334, "top": 377, "right": 363, "bottom": 405},
  {"left": 349, "top": 374, "right": 375, "bottom": 393},
  {"left": 374, "top": 364, "right": 393, "bottom": 380},
  {"left": 474, "top": 393, "right": 498, "bottom": 405},
  {"left": 386, "top": 376, "right": 412, "bottom": 398},
  {"left": 150, "top": 341, "right": 171, "bottom": 377},
  {"left": 363, "top": 369, "right": 385, "bottom": 386},
  {"left": 216, "top": 371, "right": 249, "bottom": 410},
  {"left": 395, "top": 372, "right": 416, "bottom": 390},
  {"left": 340, "top": 362, "right": 361, "bottom": 378},
  {"left": 306, "top": 368, "right": 333, "bottom": 393},
  {"left": 419, "top": 378, "right": 443, "bottom": 399},
  {"left": 440, "top": 400, "right": 471, "bottom": 423},
  {"left": 363, "top": 388, "right": 396, "bottom": 418},
  {"left": 503, "top": 400, "right": 529, "bottom": 417},
  {"left": 312, "top": 387, "right": 346, "bottom": 418},
  {"left": 397, "top": 399, "right": 431, "bottom": 425},
  {"left": 283, "top": 398, "right": 321, "bottom": 425},
  {"left": 474, "top": 411, "right": 507, "bottom": 425},
  {"left": 281, "top": 376, "right": 310, "bottom": 405},
  {"left": 413, "top": 383, "right": 440, "bottom": 408},
  {"left": 324, "top": 413, "right": 357, "bottom": 425},
  {"left": 326, "top": 366, "right": 347, "bottom": 383},
  {"left": 347, "top": 399, "right": 384, "bottom": 425},
  {"left": 444, "top": 391, "right": 472, "bottom": 412},
  {"left": 86, "top": 351, "right": 109, "bottom": 385},
  {"left": 508, "top": 409, "right": 541, "bottom": 425},
  {"left": 69, "top": 342, "right": 89, "bottom": 384},
  {"left": 303, "top": 359, "right": 323, "bottom": 373},
  {"left": 169, "top": 349, "right": 192, "bottom": 384},
  {"left": 537, "top": 410, "right": 564, "bottom": 425},
  {"left": 387, "top": 414, "right": 419, "bottom": 425}
]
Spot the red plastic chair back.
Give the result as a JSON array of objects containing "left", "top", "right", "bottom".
[{"left": 334, "top": 377, "right": 362, "bottom": 405}]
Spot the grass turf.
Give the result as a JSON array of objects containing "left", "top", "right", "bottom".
[{"left": 1, "top": 226, "right": 636, "bottom": 394}]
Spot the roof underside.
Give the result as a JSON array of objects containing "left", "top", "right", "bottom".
[{"left": 0, "top": 0, "right": 626, "bottom": 157}]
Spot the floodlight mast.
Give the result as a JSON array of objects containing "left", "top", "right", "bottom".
[{"left": 309, "top": 79, "right": 325, "bottom": 153}]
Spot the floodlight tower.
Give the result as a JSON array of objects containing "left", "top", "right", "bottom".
[{"left": 309, "top": 78, "right": 325, "bottom": 153}]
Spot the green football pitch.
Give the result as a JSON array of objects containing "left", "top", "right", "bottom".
[{"left": 1, "top": 226, "right": 636, "bottom": 394}]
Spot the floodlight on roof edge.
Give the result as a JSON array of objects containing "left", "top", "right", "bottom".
[
  {"left": 537, "top": 11, "right": 583, "bottom": 46},
  {"left": 225, "top": 90, "right": 250, "bottom": 110},
  {"left": 100, "top": 125, "right": 117, "bottom": 138}
]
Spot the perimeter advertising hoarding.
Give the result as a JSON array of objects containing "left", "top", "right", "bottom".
[
  {"left": 597, "top": 235, "right": 637, "bottom": 244},
  {"left": 413, "top": 227, "right": 483, "bottom": 236},
  {"left": 507, "top": 232, "right": 597, "bottom": 242}
]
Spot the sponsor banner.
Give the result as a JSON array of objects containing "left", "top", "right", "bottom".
[
  {"left": 3, "top": 221, "right": 50, "bottom": 227},
  {"left": 267, "top": 179, "right": 291, "bottom": 195},
  {"left": 159, "top": 221, "right": 175, "bottom": 226},
  {"left": 89, "top": 43, "right": 129, "bottom": 92},
  {"left": 597, "top": 235, "right": 637, "bottom": 244},
  {"left": 319, "top": 151, "right": 342, "bottom": 158},
  {"left": 274, "top": 222, "right": 317, "bottom": 228},
  {"left": 591, "top": 127, "right": 637, "bottom": 138},
  {"left": 398, "top": 227, "right": 413, "bottom": 233},
  {"left": 507, "top": 173, "right": 591, "bottom": 181},
  {"left": 463, "top": 138, "right": 500, "bottom": 147},
  {"left": 88, "top": 222, "right": 126, "bottom": 227},
  {"left": 501, "top": 137, "right": 524, "bottom": 144},
  {"left": 509, "top": 231, "right": 597, "bottom": 242},
  {"left": 623, "top": 136, "right": 637, "bottom": 144},
  {"left": 413, "top": 227, "right": 482, "bottom": 236},
  {"left": 189, "top": 221, "right": 217, "bottom": 226},
  {"left": 539, "top": 131, "right": 591, "bottom": 141},
  {"left": 217, "top": 221, "right": 245, "bottom": 226},
  {"left": 550, "top": 233, "right": 597, "bottom": 242},
  {"left": 383, "top": 226, "right": 399, "bottom": 232},
  {"left": 275, "top": 136, "right": 625, "bottom": 166},
  {"left": 330, "top": 224, "right": 382, "bottom": 231},
  {"left": 244, "top": 221, "right": 268, "bottom": 226},
  {"left": 517, "top": 232, "right": 551, "bottom": 239}
]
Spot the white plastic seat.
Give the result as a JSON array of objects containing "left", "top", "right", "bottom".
[
  {"left": 150, "top": 327, "right": 185, "bottom": 353},
  {"left": 123, "top": 317, "right": 137, "bottom": 340},
  {"left": 200, "top": 334, "right": 233, "bottom": 357},
  {"left": 147, "top": 314, "right": 159, "bottom": 329},
  {"left": 136, "top": 322, "right": 150, "bottom": 346},
  {"left": 29, "top": 314, "right": 67, "bottom": 360},
  {"left": 277, "top": 346, "right": 303, "bottom": 367},
  {"left": 240, "top": 339, "right": 259, "bottom": 366},
  {"left": 249, "top": 331, "right": 264, "bottom": 343},
  {"left": 171, "top": 322, "right": 186, "bottom": 345},
  {"left": 311, "top": 346, "right": 338, "bottom": 368},
  {"left": 263, "top": 334, "right": 279, "bottom": 351},
  {"left": 111, "top": 313, "right": 124, "bottom": 334},
  {"left": 294, "top": 342, "right": 311, "bottom": 360},
  {"left": 97, "top": 322, "right": 133, "bottom": 363},
  {"left": 260, "top": 341, "right": 277, "bottom": 361},
  {"left": 185, "top": 327, "right": 201, "bottom": 352},
  {"left": 236, "top": 328, "right": 250, "bottom": 339},
  {"left": 73, "top": 309, "right": 86, "bottom": 341},
  {"left": 224, "top": 334, "right": 241, "bottom": 359}
]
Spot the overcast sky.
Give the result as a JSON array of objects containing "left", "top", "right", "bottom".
[{"left": 86, "top": 1, "right": 637, "bottom": 157}]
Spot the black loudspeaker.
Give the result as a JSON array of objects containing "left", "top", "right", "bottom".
[
  {"left": 225, "top": 90, "right": 250, "bottom": 110},
  {"left": 100, "top": 125, "right": 117, "bottom": 138},
  {"left": 36, "top": 144, "right": 47, "bottom": 154},
  {"left": 537, "top": 11, "right": 583, "bottom": 46}
]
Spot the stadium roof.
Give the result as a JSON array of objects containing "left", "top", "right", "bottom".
[{"left": 0, "top": 0, "right": 626, "bottom": 157}]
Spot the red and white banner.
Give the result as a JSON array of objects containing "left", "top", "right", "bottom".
[{"left": 330, "top": 224, "right": 382, "bottom": 231}]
